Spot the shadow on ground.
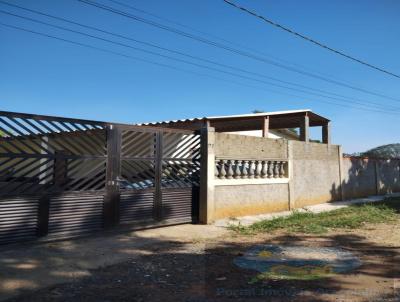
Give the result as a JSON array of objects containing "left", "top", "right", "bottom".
[
  {"left": 0, "top": 224, "right": 224, "bottom": 301},
  {"left": 1, "top": 226, "right": 399, "bottom": 302}
]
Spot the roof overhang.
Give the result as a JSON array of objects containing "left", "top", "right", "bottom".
[{"left": 138, "top": 109, "right": 330, "bottom": 132}]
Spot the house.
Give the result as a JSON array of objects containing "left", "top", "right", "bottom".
[{"left": 1, "top": 109, "right": 399, "bottom": 245}]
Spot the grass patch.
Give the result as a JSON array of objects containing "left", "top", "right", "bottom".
[
  {"left": 249, "top": 265, "right": 335, "bottom": 282},
  {"left": 229, "top": 198, "right": 400, "bottom": 235}
]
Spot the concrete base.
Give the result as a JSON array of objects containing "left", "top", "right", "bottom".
[{"left": 214, "top": 193, "right": 400, "bottom": 227}]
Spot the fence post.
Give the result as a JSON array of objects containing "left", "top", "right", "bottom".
[
  {"left": 199, "top": 126, "right": 215, "bottom": 224},
  {"left": 375, "top": 160, "right": 381, "bottom": 195},
  {"left": 37, "top": 195, "right": 49, "bottom": 237},
  {"left": 104, "top": 125, "right": 121, "bottom": 228},
  {"left": 338, "top": 146, "right": 345, "bottom": 201},
  {"left": 154, "top": 131, "right": 163, "bottom": 221}
]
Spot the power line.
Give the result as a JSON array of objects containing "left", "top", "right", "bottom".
[
  {"left": 223, "top": 0, "right": 400, "bottom": 80},
  {"left": 76, "top": 0, "right": 400, "bottom": 103},
  {"left": 0, "top": 21, "right": 397, "bottom": 115},
  {"left": 1, "top": 9, "right": 398, "bottom": 114},
  {"left": 0, "top": 22, "right": 282, "bottom": 96},
  {"left": 106, "top": 0, "right": 349, "bottom": 82},
  {"left": 0, "top": 2, "right": 397, "bottom": 112}
]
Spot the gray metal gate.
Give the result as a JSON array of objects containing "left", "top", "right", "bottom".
[{"left": 0, "top": 111, "right": 200, "bottom": 245}]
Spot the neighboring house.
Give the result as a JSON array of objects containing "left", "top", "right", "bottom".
[{"left": 138, "top": 109, "right": 330, "bottom": 143}]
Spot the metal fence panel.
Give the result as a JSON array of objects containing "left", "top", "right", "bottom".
[{"left": 0, "top": 195, "right": 39, "bottom": 244}]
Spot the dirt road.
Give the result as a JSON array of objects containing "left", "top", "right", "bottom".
[{"left": 2, "top": 220, "right": 399, "bottom": 302}]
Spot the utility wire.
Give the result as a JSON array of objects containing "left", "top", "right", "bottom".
[
  {"left": 1, "top": 21, "right": 398, "bottom": 115},
  {"left": 223, "top": 0, "right": 400, "bottom": 80},
  {"left": 0, "top": 22, "right": 282, "bottom": 96},
  {"left": 1, "top": 9, "right": 398, "bottom": 114},
  {"left": 0, "top": 22, "right": 241, "bottom": 80},
  {"left": 105, "top": 0, "right": 383, "bottom": 88},
  {"left": 0, "top": 1, "right": 396, "bottom": 112},
  {"left": 76, "top": 0, "right": 400, "bottom": 103}
]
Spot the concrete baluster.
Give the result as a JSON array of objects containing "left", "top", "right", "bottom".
[
  {"left": 248, "top": 160, "right": 255, "bottom": 178},
  {"left": 255, "top": 160, "right": 262, "bottom": 178},
  {"left": 226, "top": 160, "right": 234, "bottom": 179},
  {"left": 218, "top": 159, "right": 227, "bottom": 179},
  {"left": 261, "top": 160, "right": 268, "bottom": 178},
  {"left": 274, "top": 161, "right": 280, "bottom": 178},
  {"left": 280, "top": 161, "right": 286, "bottom": 178},
  {"left": 241, "top": 160, "right": 248, "bottom": 178},
  {"left": 234, "top": 160, "right": 241, "bottom": 179},
  {"left": 267, "top": 161, "right": 274, "bottom": 178}
]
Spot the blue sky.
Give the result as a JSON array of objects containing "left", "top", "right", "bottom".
[{"left": 1, "top": 0, "right": 399, "bottom": 153}]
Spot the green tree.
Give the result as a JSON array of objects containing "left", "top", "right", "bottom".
[{"left": 362, "top": 144, "right": 400, "bottom": 159}]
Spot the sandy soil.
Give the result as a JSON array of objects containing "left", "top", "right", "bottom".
[{"left": 2, "top": 219, "right": 399, "bottom": 302}]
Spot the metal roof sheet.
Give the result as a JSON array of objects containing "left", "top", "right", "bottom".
[{"left": 137, "top": 109, "right": 329, "bottom": 126}]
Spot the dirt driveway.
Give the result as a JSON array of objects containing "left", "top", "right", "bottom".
[{"left": 1, "top": 221, "right": 399, "bottom": 302}]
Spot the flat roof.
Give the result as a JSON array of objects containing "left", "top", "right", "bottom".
[
  {"left": 138, "top": 109, "right": 330, "bottom": 132},
  {"left": 207, "top": 109, "right": 315, "bottom": 119}
]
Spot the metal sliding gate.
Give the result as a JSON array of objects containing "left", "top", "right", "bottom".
[
  {"left": 0, "top": 111, "right": 201, "bottom": 245},
  {"left": 110, "top": 125, "right": 201, "bottom": 227}
]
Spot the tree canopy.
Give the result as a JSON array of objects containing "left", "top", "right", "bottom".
[{"left": 362, "top": 144, "right": 400, "bottom": 159}]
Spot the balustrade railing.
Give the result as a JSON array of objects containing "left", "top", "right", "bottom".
[{"left": 215, "top": 159, "right": 288, "bottom": 179}]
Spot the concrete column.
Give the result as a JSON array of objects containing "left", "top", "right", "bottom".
[
  {"left": 338, "top": 145, "right": 345, "bottom": 201},
  {"left": 375, "top": 161, "right": 381, "bottom": 195},
  {"left": 322, "top": 122, "right": 331, "bottom": 144},
  {"left": 262, "top": 116, "right": 269, "bottom": 138},
  {"left": 300, "top": 115, "right": 309, "bottom": 142},
  {"left": 203, "top": 120, "right": 211, "bottom": 128},
  {"left": 287, "top": 140, "right": 295, "bottom": 210},
  {"left": 199, "top": 126, "right": 215, "bottom": 224}
]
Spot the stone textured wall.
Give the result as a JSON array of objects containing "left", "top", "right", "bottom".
[
  {"left": 291, "top": 141, "right": 342, "bottom": 208},
  {"left": 214, "top": 133, "right": 288, "bottom": 159}
]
